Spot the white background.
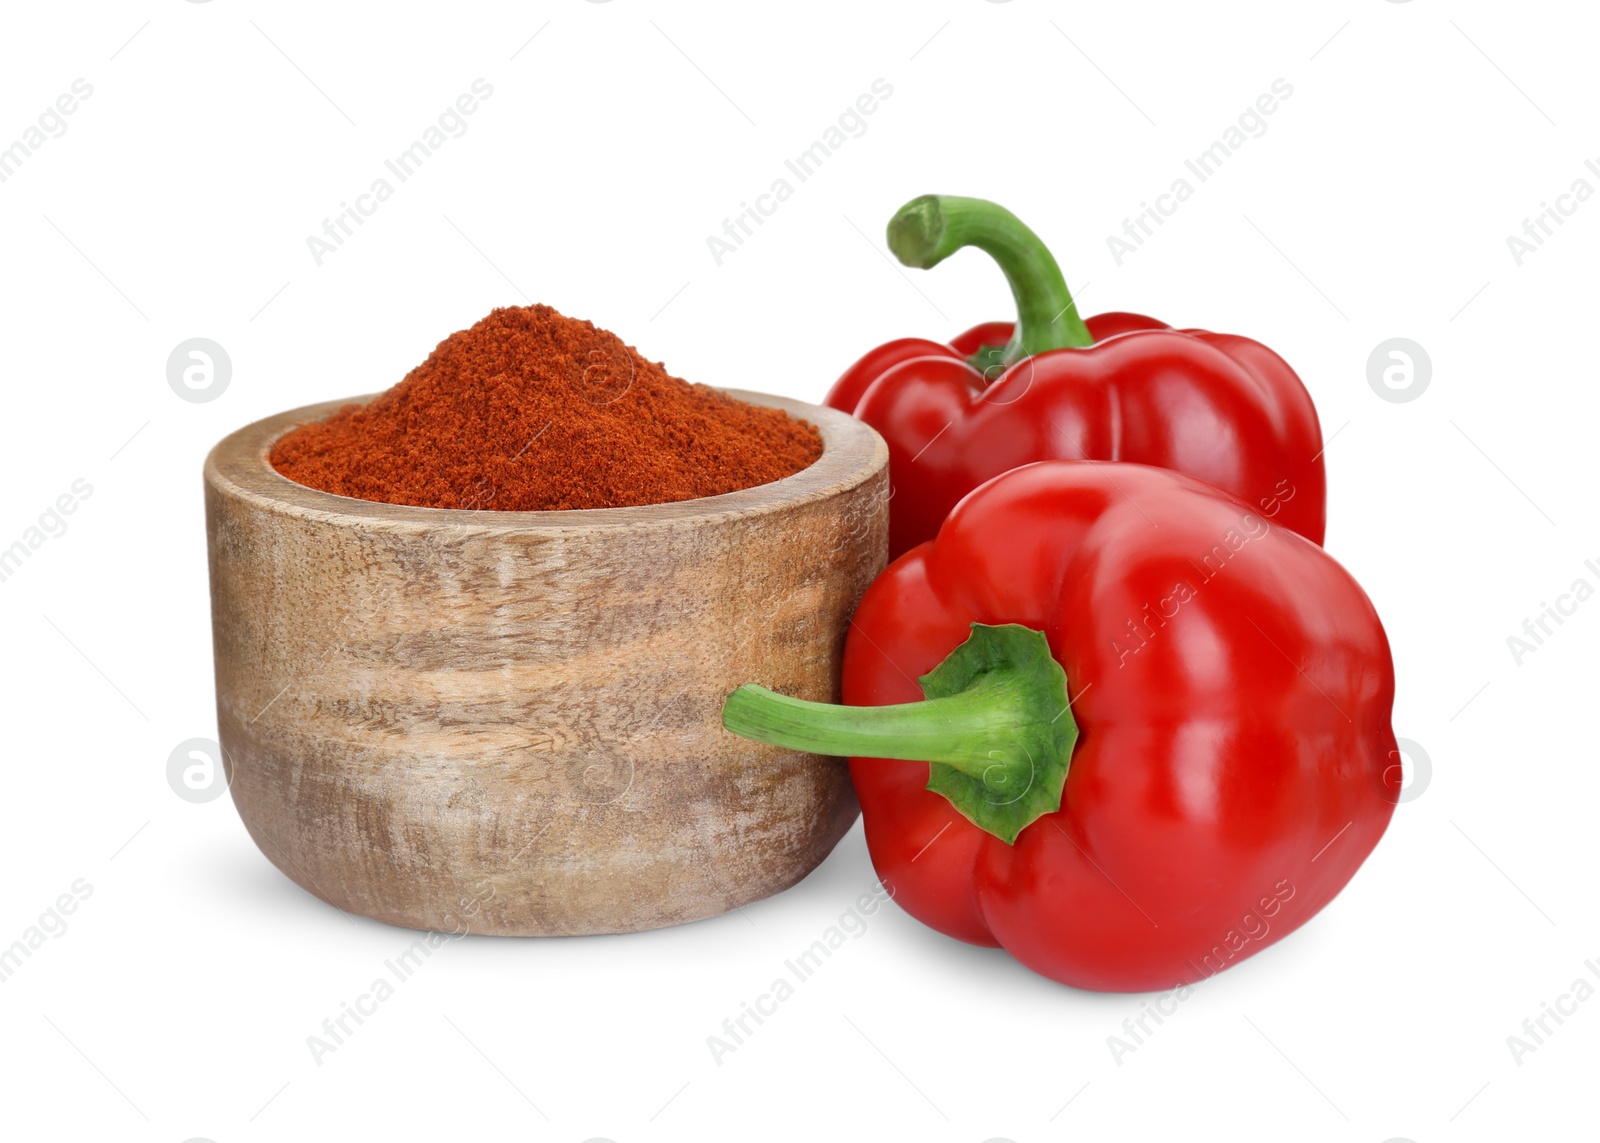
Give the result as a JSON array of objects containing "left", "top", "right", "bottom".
[{"left": 1, "top": 1, "right": 1595, "bottom": 1140}]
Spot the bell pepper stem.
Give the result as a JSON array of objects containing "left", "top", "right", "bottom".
[
  {"left": 723, "top": 677, "right": 1027, "bottom": 783},
  {"left": 886, "top": 195, "right": 1094, "bottom": 370},
  {"left": 721, "top": 623, "right": 1079, "bottom": 845}
]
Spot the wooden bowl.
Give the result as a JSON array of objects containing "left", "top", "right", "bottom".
[{"left": 204, "top": 391, "right": 887, "bottom": 935}]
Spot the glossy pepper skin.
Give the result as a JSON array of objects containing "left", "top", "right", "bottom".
[
  {"left": 841, "top": 462, "right": 1395, "bottom": 992},
  {"left": 826, "top": 196, "right": 1325, "bottom": 560}
]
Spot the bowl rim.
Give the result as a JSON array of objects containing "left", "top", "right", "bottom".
[{"left": 204, "top": 388, "right": 887, "bottom": 532}]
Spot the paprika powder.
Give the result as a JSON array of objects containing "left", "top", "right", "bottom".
[{"left": 271, "top": 304, "right": 822, "bottom": 511}]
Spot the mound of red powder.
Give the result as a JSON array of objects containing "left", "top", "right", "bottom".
[{"left": 270, "top": 304, "right": 822, "bottom": 511}]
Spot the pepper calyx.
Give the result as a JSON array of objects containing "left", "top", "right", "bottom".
[{"left": 721, "top": 623, "right": 1078, "bottom": 844}]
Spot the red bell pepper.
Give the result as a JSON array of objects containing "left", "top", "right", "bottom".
[
  {"left": 826, "top": 195, "right": 1326, "bottom": 559},
  {"left": 723, "top": 461, "right": 1397, "bottom": 992}
]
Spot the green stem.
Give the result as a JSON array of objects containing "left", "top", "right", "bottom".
[
  {"left": 721, "top": 623, "right": 1079, "bottom": 845},
  {"left": 724, "top": 675, "right": 1027, "bottom": 787},
  {"left": 886, "top": 195, "right": 1093, "bottom": 370}
]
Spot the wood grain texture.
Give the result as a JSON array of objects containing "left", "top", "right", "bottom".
[{"left": 204, "top": 390, "right": 888, "bottom": 936}]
